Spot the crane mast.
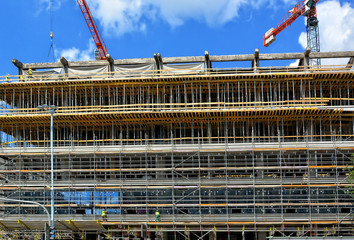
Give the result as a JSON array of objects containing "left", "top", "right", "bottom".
[
  {"left": 263, "top": 0, "right": 320, "bottom": 66},
  {"left": 306, "top": 8, "right": 320, "bottom": 66},
  {"left": 77, "top": 0, "right": 108, "bottom": 60}
]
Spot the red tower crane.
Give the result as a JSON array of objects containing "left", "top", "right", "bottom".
[
  {"left": 77, "top": 0, "right": 108, "bottom": 60},
  {"left": 263, "top": 0, "right": 320, "bottom": 66}
]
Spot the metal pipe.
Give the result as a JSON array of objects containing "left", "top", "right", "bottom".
[
  {"left": 0, "top": 197, "right": 50, "bottom": 226},
  {"left": 49, "top": 109, "right": 55, "bottom": 231},
  {"left": 37, "top": 104, "right": 56, "bottom": 238}
]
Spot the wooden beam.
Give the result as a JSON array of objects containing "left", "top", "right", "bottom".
[
  {"left": 60, "top": 56, "right": 68, "bottom": 67},
  {"left": 253, "top": 48, "right": 260, "bottom": 72},
  {"left": 204, "top": 51, "right": 211, "bottom": 70},
  {"left": 346, "top": 57, "right": 354, "bottom": 69},
  {"left": 60, "top": 56, "right": 69, "bottom": 74},
  {"left": 154, "top": 53, "right": 161, "bottom": 70},
  {"left": 12, "top": 59, "right": 23, "bottom": 69},
  {"left": 12, "top": 59, "right": 24, "bottom": 75},
  {"left": 259, "top": 53, "right": 304, "bottom": 61},
  {"left": 210, "top": 54, "right": 254, "bottom": 62},
  {"left": 158, "top": 53, "right": 163, "bottom": 65},
  {"left": 162, "top": 56, "right": 205, "bottom": 64},
  {"left": 106, "top": 54, "right": 114, "bottom": 65},
  {"left": 106, "top": 54, "right": 114, "bottom": 72},
  {"left": 22, "top": 62, "right": 63, "bottom": 70},
  {"left": 114, "top": 58, "right": 155, "bottom": 65},
  {"left": 15, "top": 51, "right": 354, "bottom": 70},
  {"left": 299, "top": 47, "right": 311, "bottom": 68},
  {"left": 309, "top": 51, "right": 354, "bottom": 59},
  {"left": 23, "top": 60, "right": 108, "bottom": 70}
]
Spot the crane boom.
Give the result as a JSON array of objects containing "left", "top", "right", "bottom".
[
  {"left": 77, "top": 0, "right": 108, "bottom": 60},
  {"left": 263, "top": 0, "right": 320, "bottom": 66}
]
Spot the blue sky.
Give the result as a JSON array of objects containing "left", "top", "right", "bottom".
[{"left": 0, "top": 0, "right": 353, "bottom": 75}]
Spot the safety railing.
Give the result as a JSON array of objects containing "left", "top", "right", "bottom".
[{"left": 1, "top": 64, "right": 353, "bottom": 84}]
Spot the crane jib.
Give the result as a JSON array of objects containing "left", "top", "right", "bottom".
[
  {"left": 76, "top": 0, "right": 108, "bottom": 60},
  {"left": 263, "top": 0, "right": 320, "bottom": 48}
]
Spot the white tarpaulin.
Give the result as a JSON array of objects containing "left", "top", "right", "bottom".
[
  {"left": 68, "top": 65, "right": 109, "bottom": 78},
  {"left": 162, "top": 62, "right": 205, "bottom": 74},
  {"left": 113, "top": 63, "right": 156, "bottom": 77},
  {"left": 23, "top": 68, "right": 63, "bottom": 79}
]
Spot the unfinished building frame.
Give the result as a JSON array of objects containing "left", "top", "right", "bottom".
[{"left": 0, "top": 49, "right": 353, "bottom": 239}]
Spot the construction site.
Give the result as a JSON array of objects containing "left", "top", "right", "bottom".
[
  {"left": 0, "top": 49, "right": 353, "bottom": 239},
  {"left": 0, "top": 0, "right": 354, "bottom": 239}
]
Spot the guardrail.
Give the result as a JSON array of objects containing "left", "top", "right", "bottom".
[{"left": 1, "top": 64, "right": 353, "bottom": 84}]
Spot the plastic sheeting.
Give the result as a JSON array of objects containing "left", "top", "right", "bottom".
[
  {"left": 68, "top": 65, "right": 109, "bottom": 78},
  {"left": 162, "top": 62, "right": 205, "bottom": 74},
  {"left": 113, "top": 63, "right": 156, "bottom": 77},
  {"left": 23, "top": 68, "right": 63, "bottom": 80}
]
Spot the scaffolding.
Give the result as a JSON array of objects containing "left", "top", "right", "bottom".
[{"left": 0, "top": 50, "right": 353, "bottom": 239}]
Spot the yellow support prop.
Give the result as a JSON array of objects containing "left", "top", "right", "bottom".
[
  {"left": 96, "top": 220, "right": 105, "bottom": 230},
  {"left": 0, "top": 221, "right": 8, "bottom": 231},
  {"left": 67, "top": 219, "right": 79, "bottom": 231},
  {"left": 17, "top": 218, "right": 31, "bottom": 230}
]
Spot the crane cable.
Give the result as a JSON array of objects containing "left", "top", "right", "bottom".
[{"left": 47, "top": 0, "right": 56, "bottom": 62}]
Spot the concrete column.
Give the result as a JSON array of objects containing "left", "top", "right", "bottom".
[
  {"left": 256, "top": 152, "right": 264, "bottom": 179},
  {"left": 62, "top": 158, "right": 69, "bottom": 180},
  {"left": 207, "top": 122, "right": 212, "bottom": 144},
  {"left": 110, "top": 157, "right": 115, "bottom": 179},
  {"left": 161, "top": 232, "right": 168, "bottom": 240},
  {"left": 157, "top": 156, "right": 165, "bottom": 179},
  {"left": 257, "top": 232, "right": 267, "bottom": 240},
  {"left": 209, "top": 231, "right": 216, "bottom": 240}
]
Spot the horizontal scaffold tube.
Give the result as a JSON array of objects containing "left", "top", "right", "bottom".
[
  {"left": 0, "top": 165, "right": 349, "bottom": 173},
  {"left": 0, "top": 183, "right": 351, "bottom": 190},
  {"left": 0, "top": 202, "right": 351, "bottom": 208}
]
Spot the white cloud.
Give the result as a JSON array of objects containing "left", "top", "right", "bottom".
[
  {"left": 298, "top": 0, "right": 354, "bottom": 65},
  {"left": 86, "top": 0, "right": 292, "bottom": 36},
  {"left": 35, "top": 0, "right": 65, "bottom": 16},
  {"left": 298, "top": 32, "right": 307, "bottom": 49},
  {"left": 57, "top": 39, "right": 96, "bottom": 61},
  {"left": 152, "top": 0, "right": 247, "bottom": 27},
  {"left": 289, "top": 59, "right": 300, "bottom": 67}
]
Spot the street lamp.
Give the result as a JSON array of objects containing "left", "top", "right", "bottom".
[{"left": 37, "top": 104, "right": 57, "bottom": 239}]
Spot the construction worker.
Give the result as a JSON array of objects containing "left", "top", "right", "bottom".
[
  {"left": 101, "top": 209, "right": 107, "bottom": 222},
  {"left": 28, "top": 68, "right": 33, "bottom": 79},
  {"left": 20, "top": 75, "right": 25, "bottom": 82},
  {"left": 5, "top": 74, "right": 10, "bottom": 82},
  {"left": 155, "top": 209, "right": 160, "bottom": 222}
]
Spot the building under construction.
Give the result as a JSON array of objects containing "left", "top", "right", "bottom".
[{"left": 0, "top": 49, "right": 353, "bottom": 239}]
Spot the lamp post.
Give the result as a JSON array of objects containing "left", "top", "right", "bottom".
[
  {"left": 37, "top": 104, "right": 57, "bottom": 239},
  {"left": 0, "top": 197, "right": 51, "bottom": 227}
]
